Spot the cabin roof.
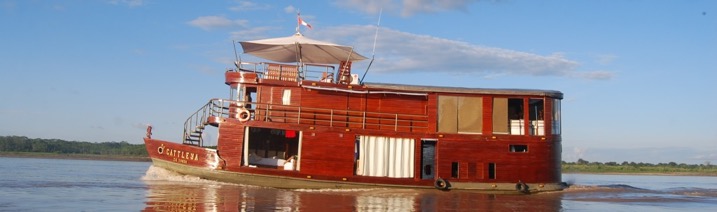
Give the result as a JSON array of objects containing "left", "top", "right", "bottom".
[{"left": 363, "top": 82, "right": 563, "bottom": 99}]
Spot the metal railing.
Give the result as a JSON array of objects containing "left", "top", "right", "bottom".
[
  {"left": 183, "top": 98, "right": 430, "bottom": 145},
  {"left": 236, "top": 61, "right": 336, "bottom": 82},
  {"left": 183, "top": 99, "right": 230, "bottom": 146}
]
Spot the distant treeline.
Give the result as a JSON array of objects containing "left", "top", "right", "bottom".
[
  {"left": 563, "top": 158, "right": 717, "bottom": 175},
  {"left": 0, "top": 136, "right": 147, "bottom": 156}
]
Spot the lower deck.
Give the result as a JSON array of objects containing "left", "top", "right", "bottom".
[
  {"left": 146, "top": 115, "right": 563, "bottom": 192},
  {"left": 212, "top": 118, "right": 562, "bottom": 187}
]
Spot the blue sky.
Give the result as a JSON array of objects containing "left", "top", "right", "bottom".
[{"left": 1, "top": 0, "right": 715, "bottom": 164}]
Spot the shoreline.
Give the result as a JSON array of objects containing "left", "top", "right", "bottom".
[
  {"left": 0, "top": 152, "right": 151, "bottom": 162},
  {"left": 2, "top": 152, "right": 715, "bottom": 177},
  {"left": 563, "top": 171, "right": 717, "bottom": 177}
]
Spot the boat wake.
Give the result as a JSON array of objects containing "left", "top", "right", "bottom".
[
  {"left": 666, "top": 187, "right": 717, "bottom": 198},
  {"left": 560, "top": 183, "right": 717, "bottom": 206},
  {"left": 565, "top": 184, "right": 717, "bottom": 196},
  {"left": 141, "top": 165, "right": 231, "bottom": 185}
]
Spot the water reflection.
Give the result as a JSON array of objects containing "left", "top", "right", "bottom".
[
  {"left": 142, "top": 181, "right": 566, "bottom": 211},
  {"left": 142, "top": 167, "right": 717, "bottom": 211}
]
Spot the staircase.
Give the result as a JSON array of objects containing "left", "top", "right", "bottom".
[{"left": 183, "top": 99, "right": 230, "bottom": 146}]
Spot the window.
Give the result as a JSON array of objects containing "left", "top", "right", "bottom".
[
  {"left": 510, "top": 145, "right": 528, "bottom": 152},
  {"left": 492, "top": 98, "right": 508, "bottom": 134},
  {"left": 493, "top": 98, "right": 524, "bottom": 135},
  {"left": 243, "top": 86, "right": 257, "bottom": 109},
  {"left": 451, "top": 162, "right": 459, "bottom": 178},
  {"left": 529, "top": 99, "right": 544, "bottom": 136},
  {"left": 552, "top": 99, "right": 561, "bottom": 135},
  {"left": 438, "top": 96, "right": 483, "bottom": 134},
  {"left": 282, "top": 89, "right": 291, "bottom": 105},
  {"left": 509, "top": 99, "right": 524, "bottom": 135},
  {"left": 230, "top": 86, "right": 239, "bottom": 101}
]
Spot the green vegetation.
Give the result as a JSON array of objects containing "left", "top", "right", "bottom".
[
  {"left": 0, "top": 135, "right": 148, "bottom": 161},
  {"left": 563, "top": 159, "right": 717, "bottom": 176}
]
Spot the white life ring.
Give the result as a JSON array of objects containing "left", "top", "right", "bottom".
[{"left": 237, "top": 108, "right": 250, "bottom": 122}]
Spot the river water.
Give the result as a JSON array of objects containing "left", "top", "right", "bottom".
[{"left": 0, "top": 157, "right": 715, "bottom": 211}]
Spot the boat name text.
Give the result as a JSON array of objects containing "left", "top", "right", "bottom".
[{"left": 158, "top": 144, "right": 199, "bottom": 164}]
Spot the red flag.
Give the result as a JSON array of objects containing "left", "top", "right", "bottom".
[{"left": 298, "top": 15, "right": 312, "bottom": 29}]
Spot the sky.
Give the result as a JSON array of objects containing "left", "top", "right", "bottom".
[{"left": 1, "top": 0, "right": 715, "bottom": 164}]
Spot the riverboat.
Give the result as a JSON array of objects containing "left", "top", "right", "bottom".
[{"left": 144, "top": 26, "right": 565, "bottom": 193}]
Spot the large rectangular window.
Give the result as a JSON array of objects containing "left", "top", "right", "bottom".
[
  {"left": 438, "top": 96, "right": 483, "bottom": 134},
  {"left": 509, "top": 99, "right": 524, "bottom": 135},
  {"left": 458, "top": 97, "right": 483, "bottom": 133},
  {"left": 493, "top": 98, "right": 525, "bottom": 135},
  {"left": 438, "top": 96, "right": 458, "bottom": 133},
  {"left": 492, "top": 98, "right": 508, "bottom": 134},
  {"left": 494, "top": 98, "right": 524, "bottom": 135}
]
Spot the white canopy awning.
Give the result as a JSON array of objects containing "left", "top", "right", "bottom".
[{"left": 240, "top": 33, "right": 368, "bottom": 64}]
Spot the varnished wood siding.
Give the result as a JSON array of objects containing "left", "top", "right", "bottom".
[
  {"left": 347, "top": 93, "right": 366, "bottom": 129},
  {"left": 426, "top": 95, "right": 438, "bottom": 133},
  {"left": 215, "top": 82, "right": 562, "bottom": 183},
  {"left": 374, "top": 94, "right": 427, "bottom": 132},
  {"left": 256, "top": 86, "right": 303, "bottom": 123},
  {"left": 217, "top": 120, "right": 244, "bottom": 171},
  {"left": 482, "top": 97, "right": 493, "bottom": 134},
  {"left": 299, "top": 132, "right": 355, "bottom": 176},
  {"left": 300, "top": 89, "right": 348, "bottom": 110},
  {"left": 436, "top": 136, "right": 560, "bottom": 183}
]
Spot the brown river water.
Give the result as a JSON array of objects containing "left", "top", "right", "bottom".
[
  {"left": 0, "top": 158, "right": 715, "bottom": 211},
  {"left": 142, "top": 166, "right": 717, "bottom": 211}
]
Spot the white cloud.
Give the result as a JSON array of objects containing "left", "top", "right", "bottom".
[
  {"left": 284, "top": 5, "right": 296, "bottom": 14},
  {"left": 596, "top": 54, "right": 617, "bottom": 65},
  {"left": 230, "top": 26, "right": 276, "bottom": 40},
  {"left": 312, "top": 25, "right": 612, "bottom": 79},
  {"left": 335, "top": 0, "right": 480, "bottom": 17},
  {"left": 188, "top": 16, "right": 248, "bottom": 31}
]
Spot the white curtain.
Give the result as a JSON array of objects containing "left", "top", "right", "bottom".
[{"left": 358, "top": 135, "right": 415, "bottom": 178}]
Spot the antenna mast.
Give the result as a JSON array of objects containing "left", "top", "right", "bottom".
[
  {"left": 233, "top": 40, "right": 241, "bottom": 69},
  {"left": 359, "top": 8, "right": 382, "bottom": 84}
]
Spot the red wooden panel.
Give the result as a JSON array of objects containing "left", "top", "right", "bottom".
[
  {"left": 299, "top": 132, "right": 355, "bottom": 176},
  {"left": 217, "top": 121, "right": 245, "bottom": 170},
  {"left": 378, "top": 94, "right": 427, "bottom": 115}
]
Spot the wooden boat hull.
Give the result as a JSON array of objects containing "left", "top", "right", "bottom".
[
  {"left": 145, "top": 42, "right": 567, "bottom": 193},
  {"left": 145, "top": 138, "right": 565, "bottom": 193}
]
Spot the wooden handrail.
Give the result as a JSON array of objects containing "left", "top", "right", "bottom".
[{"left": 188, "top": 99, "right": 429, "bottom": 135}]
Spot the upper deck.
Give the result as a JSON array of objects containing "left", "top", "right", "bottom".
[
  {"left": 214, "top": 61, "right": 563, "bottom": 141},
  {"left": 226, "top": 61, "right": 562, "bottom": 99}
]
